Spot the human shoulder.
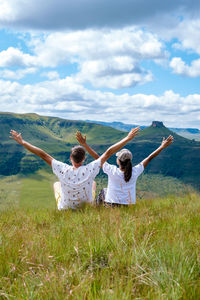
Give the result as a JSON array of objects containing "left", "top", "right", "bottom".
[
  {"left": 132, "top": 163, "right": 144, "bottom": 177},
  {"left": 87, "top": 158, "right": 101, "bottom": 168},
  {"left": 52, "top": 159, "right": 71, "bottom": 173},
  {"left": 102, "top": 162, "right": 117, "bottom": 174}
]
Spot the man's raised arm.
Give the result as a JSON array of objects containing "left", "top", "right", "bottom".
[
  {"left": 9, "top": 130, "right": 53, "bottom": 166},
  {"left": 142, "top": 135, "right": 174, "bottom": 169}
]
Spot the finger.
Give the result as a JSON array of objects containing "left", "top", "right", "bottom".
[
  {"left": 10, "top": 129, "right": 17, "bottom": 134},
  {"left": 131, "top": 127, "right": 139, "bottom": 133},
  {"left": 10, "top": 131, "right": 18, "bottom": 137},
  {"left": 167, "top": 135, "right": 173, "bottom": 141}
]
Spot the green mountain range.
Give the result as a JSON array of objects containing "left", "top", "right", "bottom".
[
  {"left": 86, "top": 120, "right": 200, "bottom": 141},
  {"left": 1, "top": 113, "right": 200, "bottom": 190}
]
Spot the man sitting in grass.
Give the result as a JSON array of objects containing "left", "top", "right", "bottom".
[{"left": 9, "top": 127, "right": 139, "bottom": 209}]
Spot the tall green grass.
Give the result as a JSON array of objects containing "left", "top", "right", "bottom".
[{"left": 0, "top": 192, "right": 199, "bottom": 299}]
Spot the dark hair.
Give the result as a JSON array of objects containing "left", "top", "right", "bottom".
[
  {"left": 119, "top": 159, "right": 132, "bottom": 182},
  {"left": 71, "top": 146, "right": 85, "bottom": 163}
]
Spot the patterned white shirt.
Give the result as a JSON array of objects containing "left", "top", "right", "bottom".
[{"left": 52, "top": 158, "right": 101, "bottom": 209}]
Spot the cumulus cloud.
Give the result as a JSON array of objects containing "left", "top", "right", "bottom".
[
  {"left": 0, "top": 28, "right": 164, "bottom": 88},
  {"left": 0, "top": 0, "right": 199, "bottom": 31},
  {"left": 41, "top": 71, "right": 60, "bottom": 80},
  {"left": 0, "top": 78, "right": 199, "bottom": 128},
  {"left": 0, "top": 47, "right": 37, "bottom": 67},
  {"left": 75, "top": 58, "right": 153, "bottom": 89},
  {"left": 35, "top": 28, "right": 164, "bottom": 88},
  {"left": 30, "top": 28, "right": 164, "bottom": 65},
  {"left": 0, "top": 67, "right": 37, "bottom": 80},
  {"left": 170, "top": 57, "right": 200, "bottom": 77},
  {"left": 167, "top": 19, "right": 200, "bottom": 55},
  {"left": 0, "top": 0, "right": 18, "bottom": 22}
]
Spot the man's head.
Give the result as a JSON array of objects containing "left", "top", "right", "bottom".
[{"left": 71, "top": 145, "right": 86, "bottom": 165}]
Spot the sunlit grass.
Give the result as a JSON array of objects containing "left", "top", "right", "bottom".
[{"left": 0, "top": 192, "right": 199, "bottom": 299}]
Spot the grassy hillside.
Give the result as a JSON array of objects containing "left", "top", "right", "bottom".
[
  {"left": 0, "top": 192, "right": 199, "bottom": 299},
  {"left": 0, "top": 112, "right": 125, "bottom": 176},
  {"left": 1, "top": 112, "right": 125, "bottom": 147},
  {"left": 0, "top": 169, "right": 194, "bottom": 212},
  {"left": 1, "top": 113, "right": 200, "bottom": 190}
]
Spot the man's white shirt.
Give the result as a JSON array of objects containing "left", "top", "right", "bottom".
[{"left": 52, "top": 158, "right": 101, "bottom": 209}]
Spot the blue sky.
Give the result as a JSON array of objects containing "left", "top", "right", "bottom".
[{"left": 0, "top": 0, "right": 200, "bottom": 128}]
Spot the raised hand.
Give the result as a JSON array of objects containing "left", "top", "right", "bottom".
[
  {"left": 161, "top": 135, "right": 174, "bottom": 149},
  {"left": 127, "top": 127, "right": 140, "bottom": 141},
  {"left": 9, "top": 130, "right": 23, "bottom": 145},
  {"left": 76, "top": 131, "right": 86, "bottom": 145}
]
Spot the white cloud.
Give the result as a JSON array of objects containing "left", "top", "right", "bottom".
[
  {"left": 41, "top": 71, "right": 59, "bottom": 80},
  {"left": 0, "top": 67, "right": 37, "bottom": 80},
  {"left": 31, "top": 28, "right": 164, "bottom": 64},
  {"left": 172, "top": 19, "right": 200, "bottom": 55},
  {"left": 0, "top": 78, "right": 199, "bottom": 128},
  {"left": 0, "top": 28, "right": 164, "bottom": 88},
  {"left": 155, "top": 18, "right": 200, "bottom": 56},
  {"left": 30, "top": 28, "right": 164, "bottom": 88},
  {"left": 170, "top": 57, "right": 200, "bottom": 77},
  {"left": 75, "top": 57, "right": 153, "bottom": 89},
  {"left": 0, "top": 47, "right": 37, "bottom": 67},
  {"left": 0, "top": 0, "right": 17, "bottom": 22}
]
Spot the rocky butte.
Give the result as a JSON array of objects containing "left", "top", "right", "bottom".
[{"left": 152, "top": 121, "right": 165, "bottom": 128}]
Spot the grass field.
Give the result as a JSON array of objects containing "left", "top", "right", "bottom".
[
  {"left": 0, "top": 170, "right": 194, "bottom": 211},
  {"left": 0, "top": 173, "right": 199, "bottom": 299}
]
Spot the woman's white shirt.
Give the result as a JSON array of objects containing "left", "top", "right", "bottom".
[{"left": 102, "top": 162, "right": 144, "bottom": 204}]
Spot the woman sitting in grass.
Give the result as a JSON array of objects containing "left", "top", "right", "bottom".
[
  {"left": 76, "top": 131, "right": 173, "bottom": 207},
  {"left": 9, "top": 127, "right": 139, "bottom": 210}
]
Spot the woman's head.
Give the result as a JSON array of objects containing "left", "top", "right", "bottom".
[{"left": 116, "top": 149, "right": 132, "bottom": 182}]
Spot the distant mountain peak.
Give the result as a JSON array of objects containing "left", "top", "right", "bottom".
[{"left": 151, "top": 121, "right": 165, "bottom": 128}]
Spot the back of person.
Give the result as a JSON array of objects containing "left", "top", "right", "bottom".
[
  {"left": 52, "top": 158, "right": 101, "bottom": 209},
  {"left": 103, "top": 162, "right": 144, "bottom": 205}
]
